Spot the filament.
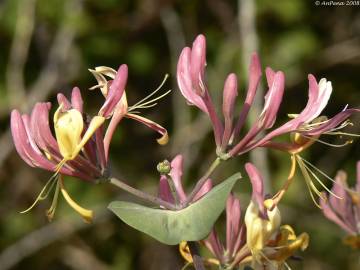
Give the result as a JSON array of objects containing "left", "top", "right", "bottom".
[
  {"left": 20, "top": 174, "right": 58, "bottom": 214},
  {"left": 129, "top": 74, "right": 170, "bottom": 112}
]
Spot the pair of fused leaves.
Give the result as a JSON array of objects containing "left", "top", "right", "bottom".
[{"left": 108, "top": 173, "right": 240, "bottom": 245}]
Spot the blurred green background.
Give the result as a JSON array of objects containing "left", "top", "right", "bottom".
[{"left": 0, "top": 0, "right": 359, "bottom": 269}]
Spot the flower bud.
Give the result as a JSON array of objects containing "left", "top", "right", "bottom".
[
  {"left": 245, "top": 201, "right": 281, "bottom": 258},
  {"left": 157, "top": 160, "right": 171, "bottom": 175}
]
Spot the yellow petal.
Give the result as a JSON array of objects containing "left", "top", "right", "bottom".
[
  {"left": 157, "top": 131, "right": 169, "bottom": 145},
  {"left": 70, "top": 116, "right": 105, "bottom": 159},
  {"left": 267, "top": 233, "right": 309, "bottom": 262},
  {"left": 60, "top": 177, "right": 93, "bottom": 223},
  {"left": 179, "top": 241, "right": 193, "bottom": 263},
  {"left": 54, "top": 105, "right": 84, "bottom": 159},
  {"left": 245, "top": 201, "right": 281, "bottom": 259}
]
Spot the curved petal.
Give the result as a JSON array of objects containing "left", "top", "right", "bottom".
[
  {"left": 71, "top": 87, "right": 83, "bottom": 113},
  {"left": 158, "top": 175, "right": 174, "bottom": 204},
  {"left": 303, "top": 108, "right": 359, "bottom": 136},
  {"left": 190, "top": 34, "right": 207, "bottom": 96},
  {"left": 99, "top": 64, "right": 128, "bottom": 118},
  {"left": 193, "top": 179, "right": 212, "bottom": 201},
  {"left": 126, "top": 113, "right": 169, "bottom": 145},
  {"left": 177, "top": 47, "right": 208, "bottom": 113},
  {"left": 245, "top": 163, "right": 266, "bottom": 218},
  {"left": 169, "top": 155, "right": 187, "bottom": 203},
  {"left": 320, "top": 193, "right": 356, "bottom": 234},
  {"left": 233, "top": 52, "right": 262, "bottom": 136},
  {"left": 258, "top": 71, "right": 285, "bottom": 129}
]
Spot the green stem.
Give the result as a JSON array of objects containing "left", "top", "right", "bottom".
[
  {"left": 109, "top": 177, "right": 177, "bottom": 210},
  {"left": 166, "top": 175, "right": 180, "bottom": 207},
  {"left": 185, "top": 158, "right": 222, "bottom": 205}
]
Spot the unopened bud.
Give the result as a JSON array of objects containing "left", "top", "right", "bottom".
[{"left": 157, "top": 160, "right": 171, "bottom": 175}]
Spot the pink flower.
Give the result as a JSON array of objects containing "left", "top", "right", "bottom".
[
  {"left": 320, "top": 162, "right": 360, "bottom": 248},
  {"left": 11, "top": 64, "right": 169, "bottom": 221},
  {"left": 11, "top": 87, "right": 106, "bottom": 182}
]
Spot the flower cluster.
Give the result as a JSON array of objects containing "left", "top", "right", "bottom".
[{"left": 177, "top": 35, "right": 358, "bottom": 160}]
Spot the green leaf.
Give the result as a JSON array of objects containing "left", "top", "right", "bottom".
[{"left": 108, "top": 173, "right": 241, "bottom": 245}]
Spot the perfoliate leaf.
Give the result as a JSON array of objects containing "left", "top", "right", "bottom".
[{"left": 108, "top": 173, "right": 241, "bottom": 245}]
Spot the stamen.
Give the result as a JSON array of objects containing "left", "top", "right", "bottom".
[
  {"left": 300, "top": 134, "right": 353, "bottom": 148},
  {"left": 46, "top": 179, "right": 61, "bottom": 221},
  {"left": 20, "top": 174, "right": 58, "bottom": 213},
  {"left": 325, "top": 131, "right": 360, "bottom": 137},
  {"left": 296, "top": 156, "right": 326, "bottom": 208},
  {"left": 128, "top": 74, "right": 170, "bottom": 112},
  {"left": 300, "top": 157, "right": 355, "bottom": 195},
  {"left": 299, "top": 159, "right": 342, "bottom": 199}
]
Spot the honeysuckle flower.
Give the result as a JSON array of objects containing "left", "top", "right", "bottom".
[
  {"left": 89, "top": 65, "right": 169, "bottom": 159},
  {"left": 320, "top": 162, "right": 360, "bottom": 249},
  {"left": 244, "top": 163, "right": 309, "bottom": 270},
  {"left": 11, "top": 63, "right": 170, "bottom": 222},
  {"left": 10, "top": 86, "right": 117, "bottom": 221},
  {"left": 244, "top": 163, "right": 281, "bottom": 263},
  {"left": 158, "top": 155, "right": 213, "bottom": 206}
]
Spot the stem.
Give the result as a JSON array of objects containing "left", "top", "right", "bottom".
[
  {"left": 185, "top": 158, "right": 222, "bottom": 205},
  {"left": 166, "top": 176, "right": 180, "bottom": 207},
  {"left": 187, "top": 241, "right": 205, "bottom": 270},
  {"left": 109, "top": 177, "right": 177, "bottom": 210}
]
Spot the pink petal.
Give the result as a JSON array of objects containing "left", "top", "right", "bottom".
[
  {"left": 303, "top": 108, "right": 359, "bottom": 136},
  {"left": 222, "top": 73, "right": 238, "bottom": 147},
  {"left": 125, "top": 113, "right": 168, "bottom": 145},
  {"left": 71, "top": 87, "right": 83, "bottom": 113},
  {"left": 259, "top": 71, "right": 285, "bottom": 129},
  {"left": 193, "top": 179, "right": 212, "bottom": 201},
  {"left": 245, "top": 163, "right": 266, "bottom": 218},
  {"left": 226, "top": 194, "right": 241, "bottom": 255},
  {"left": 329, "top": 171, "right": 357, "bottom": 230},
  {"left": 320, "top": 193, "right": 356, "bottom": 234},
  {"left": 30, "top": 103, "right": 60, "bottom": 155},
  {"left": 190, "top": 34, "right": 207, "bottom": 96},
  {"left": 203, "top": 230, "right": 224, "bottom": 261},
  {"left": 233, "top": 52, "right": 262, "bottom": 136},
  {"left": 158, "top": 175, "right": 174, "bottom": 204},
  {"left": 99, "top": 64, "right": 128, "bottom": 118},
  {"left": 177, "top": 47, "right": 208, "bottom": 113},
  {"left": 168, "top": 155, "right": 187, "bottom": 203},
  {"left": 57, "top": 93, "right": 71, "bottom": 110}
]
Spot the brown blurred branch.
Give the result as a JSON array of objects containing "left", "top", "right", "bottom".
[
  {"left": 0, "top": 207, "right": 110, "bottom": 270},
  {"left": 62, "top": 244, "right": 109, "bottom": 270},
  {"left": 5, "top": 0, "right": 37, "bottom": 107}
]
